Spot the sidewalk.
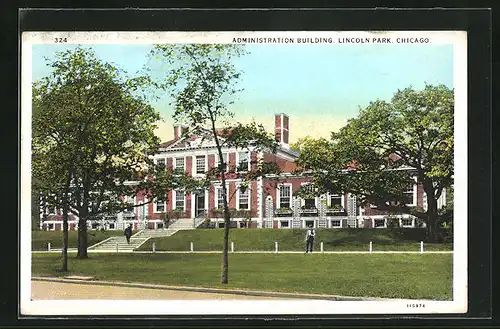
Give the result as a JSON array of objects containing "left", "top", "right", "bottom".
[{"left": 32, "top": 276, "right": 415, "bottom": 302}]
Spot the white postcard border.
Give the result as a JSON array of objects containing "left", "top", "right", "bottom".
[{"left": 20, "top": 30, "right": 467, "bottom": 316}]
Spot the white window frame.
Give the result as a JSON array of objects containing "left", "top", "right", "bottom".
[
  {"left": 173, "top": 190, "right": 185, "bottom": 211},
  {"left": 154, "top": 198, "right": 166, "bottom": 213},
  {"left": 276, "top": 183, "right": 293, "bottom": 209},
  {"left": 327, "top": 192, "right": 345, "bottom": 208},
  {"left": 300, "top": 182, "right": 317, "bottom": 208},
  {"left": 279, "top": 220, "right": 290, "bottom": 228},
  {"left": 215, "top": 184, "right": 229, "bottom": 210},
  {"left": 174, "top": 156, "right": 185, "bottom": 171},
  {"left": 155, "top": 157, "right": 166, "bottom": 168},
  {"left": 331, "top": 219, "right": 341, "bottom": 228},
  {"left": 48, "top": 223, "right": 55, "bottom": 231},
  {"left": 214, "top": 152, "right": 229, "bottom": 172},
  {"left": 236, "top": 184, "right": 251, "bottom": 210},
  {"left": 195, "top": 155, "right": 207, "bottom": 175},
  {"left": 400, "top": 218, "right": 413, "bottom": 227},
  {"left": 405, "top": 177, "right": 418, "bottom": 207},
  {"left": 236, "top": 150, "right": 250, "bottom": 172}
]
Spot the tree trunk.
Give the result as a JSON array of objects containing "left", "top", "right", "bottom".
[
  {"left": 221, "top": 208, "right": 230, "bottom": 284},
  {"left": 62, "top": 210, "right": 69, "bottom": 271},
  {"left": 77, "top": 210, "right": 88, "bottom": 258},
  {"left": 426, "top": 192, "right": 440, "bottom": 243},
  {"left": 62, "top": 170, "right": 72, "bottom": 271}
]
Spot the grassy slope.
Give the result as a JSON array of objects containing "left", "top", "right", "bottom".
[
  {"left": 32, "top": 253, "right": 452, "bottom": 300},
  {"left": 31, "top": 230, "right": 134, "bottom": 250},
  {"left": 138, "top": 228, "right": 452, "bottom": 252}
]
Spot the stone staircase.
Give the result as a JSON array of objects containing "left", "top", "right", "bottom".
[
  {"left": 165, "top": 217, "right": 206, "bottom": 230},
  {"left": 88, "top": 236, "right": 149, "bottom": 252},
  {"left": 132, "top": 228, "right": 179, "bottom": 239}
]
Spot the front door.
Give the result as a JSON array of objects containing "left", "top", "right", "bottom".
[{"left": 195, "top": 193, "right": 206, "bottom": 217}]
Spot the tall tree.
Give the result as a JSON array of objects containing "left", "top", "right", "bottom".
[
  {"left": 32, "top": 47, "right": 201, "bottom": 260},
  {"left": 149, "top": 44, "right": 279, "bottom": 284},
  {"left": 293, "top": 84, "right": 453, "bottom": 242}
]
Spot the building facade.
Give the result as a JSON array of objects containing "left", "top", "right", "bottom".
[{"left": 39, "top": 113, "right": 446, "bottom": 231}]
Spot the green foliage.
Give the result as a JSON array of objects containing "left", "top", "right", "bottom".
[
  {"left": 293, "top": 85, "right": 454, "bottom": 242},
  {"left": 31, "top": 47, "right": 204, "bottom": 256}
]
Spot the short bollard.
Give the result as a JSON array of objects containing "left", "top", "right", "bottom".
[
  {"left": 152, "top": 242, "right": 156, "bottom": 253},
  {"left": 369, "top": 241, "right": 373, "bottom": 253},
  {"left": 320, "top": 242, "right": 324, "bottom": 253},
  {"left": 231, "top": 241, "right": 234, "bottom": 253},
  {"left": 275, "top": 241, "right": 278, "bottom": 253},
  {"left": 47, "top": 242, "right": 51, "bottom": 252},
  {"left": 420, "top": 241, "right": 424, "bottom": 253},
  {"left": 190, "top": 242, "right": 194, "bottom": 252}
]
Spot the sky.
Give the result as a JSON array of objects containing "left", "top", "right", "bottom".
[{"left": 32, "top": 43, "right": 454, "bottom": 144}]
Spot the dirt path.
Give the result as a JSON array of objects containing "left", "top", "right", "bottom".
[{"left": 31, "top": 280, "right": 291, "bottom": 300}]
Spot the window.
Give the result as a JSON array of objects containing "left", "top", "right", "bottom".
[
  {"left": 305, "top": 220, "right": 314, "bottom": 228},
  {"left": 218, "top": 222, "right": 225, "bottom": 228},
  {"left": 238, "top": 151, "right": 249, "bottom": 172},
  {"left": 280, "top": 220, "right": 289, "bottom": 228},
  {"left": 175, "top": 190, "right": 185, "bottom": 211},
  {"left": 196, "top": 155, "right": 206, "bottom": 174},
  {"left": 156, "top": 158, "right": 166, "bottom": 169},
  {"left": 239, "top": 222, "right": 247, "bottom": 228},
  {"left": 330, "top": 194, "right": 342, "bottom": 207},
  {"left": 238, "top": 188, "right": 249, "bottom": 210},
  {"left": 215, "top": 152, "right": 228, "bottom": 172},
  {"left": 155, "top": 199, "right": 165, "bottom": 213},
  {"left": 109, "top": 223, "right": 115, "bottom": 229},
  {"left": 302, "top": 184, "right": 316, "bottom": 208},
  {"left": 331, "top": 220, "right": 341, "bottom": 227},
  {"left": 175, "top": 157, "right": 185, "bottom": 171},
  {"left": 404, "top": 182, "right": 415, "bottom": 206},
  {"left": 48, "top": 223, "right": 54, "bottom": 230},
  {"left": 279, "top": 185, "right": 291, "bottom": 208},
  {"left": 216, "top": 187, "right": 226, "bottom": 209},
  {"left": 374, "top": 219, "right": 385, "bottom": 228},
  {"left": 401, "top": 218, "right": 413, "bottom": 227}
]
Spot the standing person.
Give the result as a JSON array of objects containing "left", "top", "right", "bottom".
[
  {"left": 305, "top": 225, "right": 316, "bottom": 253},
  {"left": 124, "top": 223, "right": 132, "bottom": 244}
]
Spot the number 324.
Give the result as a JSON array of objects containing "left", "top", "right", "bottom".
[{"left": 54, "top": 37, "right": 68, "bottom": 43}]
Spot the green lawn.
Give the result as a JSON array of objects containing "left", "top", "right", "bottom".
[
  {"left": 138, "top": 228, "right": 452, "bottom": 252},
  {"left": 32, "top": 253, "right": 452, "bottom": 300},
  {"left": 31, "top": 230, "right": 133, "bottom": 251}
]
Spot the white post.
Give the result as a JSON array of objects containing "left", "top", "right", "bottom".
[
  {"left": 369, "top": 241, "right": 372, "bottom": 253},
  {"left": 275, "top": 241, "right": 278, "bottom": 253},
  {"left": 420, "top": 241, "right": 424, "bottom": 253},
  {"left": 116, "top": 243, "right": 119, "bottom": 253},
  {"left": 152, "top": 242, "right": 156, "bottom": 253},
  {"left": 320, "top": 242, "right": 324, "bottom": 253},
  {"left": 231, "top": 241, "right": 234, "bottom": 253},
  {"left": 48, "top": 242, "right": 51, "bottom": 252},
  {"left": 190, "top": 241, "right": 194, "bottom": 252}
]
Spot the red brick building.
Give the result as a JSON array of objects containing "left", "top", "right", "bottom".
[{"left": 39, "top": 113, "right": 446, "bottom": 231}]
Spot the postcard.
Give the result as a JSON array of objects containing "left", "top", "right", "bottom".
[{"left": 21, "top": 30, "right": 467, "bottom": 316}]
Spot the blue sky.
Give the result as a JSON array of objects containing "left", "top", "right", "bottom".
[{"left": 32, "top": 43, "right": 453, "bottom": 143}]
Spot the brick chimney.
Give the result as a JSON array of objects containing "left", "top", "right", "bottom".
[
  {"left": 173, "top": 125, "right": 188, "bottom": 140},
  {"left": 274, "top": 113, "right": 289, "bottom": 145}
]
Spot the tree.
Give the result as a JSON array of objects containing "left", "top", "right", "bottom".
[
  {"left": 149, "top": 44, "right": 279, "bottom": 284},
  {"left": 32, "top": 47, "right": 202, "bottom": 261},
  {"left": 293, "top": 84, "right": 453, "bottom": 242}
]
